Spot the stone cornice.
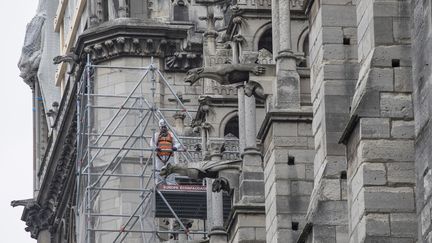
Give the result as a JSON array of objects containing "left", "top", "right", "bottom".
[
  {"left": 225, "top": 203, "right": 265, "bottom": 233},
  {"left": 74, "top": 19, "right": 203, "bottom": 71},
  {"left": 257, "top": 110, "right": 313, "bottom": 140}
]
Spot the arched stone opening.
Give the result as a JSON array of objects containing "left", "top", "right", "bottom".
[
  {"left": 258, "top": 28, "right": 273, "bottom": 54},
  {"left": 224, "top": 116, "right": 239, "bottom": 138}
]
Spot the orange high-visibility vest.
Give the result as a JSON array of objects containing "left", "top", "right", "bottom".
[{"left": 157, "top": 133, "right": 174, "bottom": 157}]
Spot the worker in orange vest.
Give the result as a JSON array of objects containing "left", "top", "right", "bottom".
[{"left": 153, "top": 119, "right": 180, "bottom": 185}]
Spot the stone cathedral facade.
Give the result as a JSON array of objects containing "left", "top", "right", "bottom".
[{"left": 12, "top": 0, "right": 432, "bottom": 242}]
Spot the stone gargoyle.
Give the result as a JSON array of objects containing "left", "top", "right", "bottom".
[
  {"left": 159, "top": 159, "right": 241, "bottom": 193},
  {"left": 184, "top": 64, "right": 266, "bottom": 86}
]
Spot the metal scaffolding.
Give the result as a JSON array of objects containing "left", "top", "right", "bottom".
[{"left": 76, "top": 56, "right": 205, "bottom": 243}]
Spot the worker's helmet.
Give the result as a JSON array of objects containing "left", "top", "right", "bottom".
[{"left": 159, "top": 119, "right": 167, "bottom": 128}]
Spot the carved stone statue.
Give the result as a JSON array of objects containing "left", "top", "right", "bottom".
[
  {"left": 184, "top": 64, "right": 266, "bottom": 85},
  {"left": 18, "top": 14, "right": 45, "bottom": 86}
]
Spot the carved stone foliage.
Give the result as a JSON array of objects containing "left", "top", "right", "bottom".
[
  {"left": 82, "top": 36, "right": 202, "bottom": 71},
  {"left": 84, "top": 37, "right": 174, "bottom": 61},
  {"left": 212, "top": 85, "right": 237, "bottom": 96},
  {"left": 165, "top": 51, "right": 203, "bottom": 71},
  {"left": 257, "top": 48, "right": 274, "bottom": 65},
  {"left": 227, "top": 0, "right": 305, "bottom": 10}
]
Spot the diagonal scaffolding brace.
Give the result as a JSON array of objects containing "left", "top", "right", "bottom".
[{"left": 76, "top": 56, "right": 208, "bottom": 243}]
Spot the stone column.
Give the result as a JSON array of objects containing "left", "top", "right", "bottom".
[
  {"left": 201, "top": 125, "right": 209, "bottom": 159},
  {"left": 271, "top": 0, "right": 280, "bottom": 57},
  {"left": 278, "top": 0, "right": 295, "bottom": 69},
  {"left": 237, "top": 86, "right": 246, "bottom": 153},
  {"left": 169, "top": 94, "right": 190, "bottom": 136},
  {"left": 229, "top": 91, "right": 265, "bottom": 243},
  {"left": 244, "top": 95, "right": 256, "bottom": 150},
  {"left": 107, "top": 0, "right": 117, "bottom": 20},
  {"left": 208, "top": 140, "right": 228, "bottom": 243},
  {"left": 117, "top": 0, "right": 128, "bottom": 18},
  {"left": 173, "top": 112, "right": 186, "bottom": 135},
  {"left": 88, "top": 0, "right": 100, "bottom": 27},
  {"left": 232, "top": 39, "right": 245, "bottom": 154},
  {"left": 231, "top": 41, "right": 240, "bottom": 65},
  {"left": 273, "top": 0, "right": 300, "bottom": 109},
  {"left": 37, "top": 230, "right": 50, "bottom": 243},
  {"left": 240, "top": 93, "right": 264, "bottom": 203}
]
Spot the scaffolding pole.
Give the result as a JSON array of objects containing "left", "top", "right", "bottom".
[{"left": 76, "top": 57, "right": 207, "bottom": 243}]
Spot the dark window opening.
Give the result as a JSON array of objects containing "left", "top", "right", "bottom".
[
  {"left": 288, "top": 155, "right": 295, "bottom": 165},
  {"left": 340, "top": 171, "right": 347, "bottom": 179},
  {"left": 224, "top": 116, "right": 239, "bottom": 138},
  {"left": 258, "top": 28, "right": 273, "bottom": 54},
  {"left": 292, "top": 222, "right": 299, "bottom": 231},
  {"left": 299, "top": 34, "right": 309, "bottom": 67},
  {"left": 343, "top": 37, "right": 351, "bottom": 45},
  {"left": 392, "top": 59, "right": 400, "bottom": 67}
]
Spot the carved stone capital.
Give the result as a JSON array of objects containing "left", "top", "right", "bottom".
[
  {"left": 165, "top": 51, "right": 203, "bottom": 71},
  {"left": 208, "top": 226, "right": 228, "bottom": 236},
  {"left": 173, "top": 112, "right": 186, "bottom": 120},
  {"left": 244, "top": 81, "right": 264, "bottom": 99},
  {"left": 212, "top": 177, "right": 230, "bottom": 193}
]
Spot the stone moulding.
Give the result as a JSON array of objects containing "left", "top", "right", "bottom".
[
  {"left": 11, "top": 119, "right": 77, "bottom": 239},
  {"left": 75, "top": 19, "right": 203, "bottom": 71},
  {"left": 12, "top": 71, "right": 79, "bottom": 239}
]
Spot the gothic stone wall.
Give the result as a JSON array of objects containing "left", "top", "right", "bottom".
[{"left": 345, "top": 0, "right": 417, "bottom": 242}]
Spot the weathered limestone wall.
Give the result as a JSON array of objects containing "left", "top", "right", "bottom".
[
  {"left": 411, "top": 0, "right": 432, "bottom": 241},
  {"left": 259, "top": 1, "right": 314, "bottom": 242},
  {"left": 262, "top": 119, "right": 314, "bottom": 242},
  {"left": 306, "top": 0, "right": 357, "bottom": 241},
  {"left": 344, "top": 0, "right": 417, "bottom": 241}
]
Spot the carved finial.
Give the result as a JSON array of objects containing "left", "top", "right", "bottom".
[{"left": 199, "top": 6, "right": 223, "bottom": 38}]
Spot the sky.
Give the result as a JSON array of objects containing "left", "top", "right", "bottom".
[{"left": 0, "top": 1, "right": 38, "bottom": 242}]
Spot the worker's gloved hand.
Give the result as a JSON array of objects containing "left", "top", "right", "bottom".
[
  {"left": 156, "top": 147, "right": 162, "bottom": 152},
  {"left": 171, "top": 147, "right": 178, "bottom": 152}
]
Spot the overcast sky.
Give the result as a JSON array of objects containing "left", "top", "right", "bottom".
[{"left": 0, "top": 1, "right": 38, "bottom": 242}]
